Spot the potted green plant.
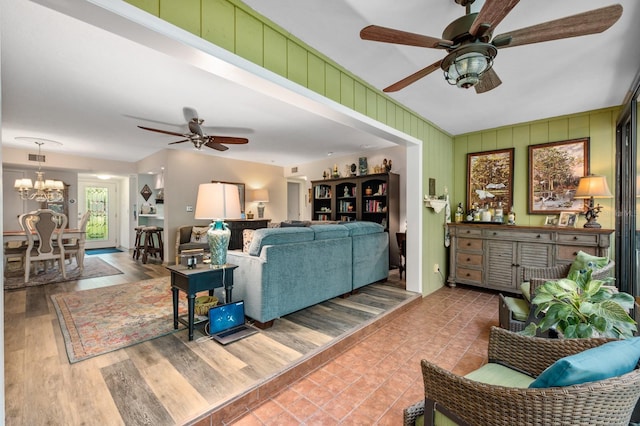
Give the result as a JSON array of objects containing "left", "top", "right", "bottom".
[{"left": 523, "top": 270, "right": 637, "bottom": 339}]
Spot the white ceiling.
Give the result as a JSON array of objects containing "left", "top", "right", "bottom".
[{"left": 2, "top": 0, "right": 639, "bottom": 169}]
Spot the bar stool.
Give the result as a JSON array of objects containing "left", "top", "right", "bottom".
[
  {"left": 133, "top": 226, "right": 146, "bottom": 260},
  {"left": 141, "top": 226, "right": 164, "bottom": 264}
]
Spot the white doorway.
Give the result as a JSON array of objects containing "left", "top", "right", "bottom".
[
  {"left": 78, "top": 179, "right": 118, "bottom": 249},
  {"left": 287, "top": 181, "right": 302, "bottom": 221}
]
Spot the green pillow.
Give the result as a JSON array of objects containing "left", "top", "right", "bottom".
[
  {"left": 520, "top": 281, "right": 531, "bottom": 302},
  {"left": 529, "top": 337, "right": 640, "bottom": 388},
  {"left": 568, "top": 250, "right": 608, "bottom": 277}
]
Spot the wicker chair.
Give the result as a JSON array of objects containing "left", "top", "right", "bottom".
[
  {"left": 498, "top": 261, "right": 615, "bottom": 332},
  {"left": 403, "top": 326, "right": 640, "bottom": 426}
]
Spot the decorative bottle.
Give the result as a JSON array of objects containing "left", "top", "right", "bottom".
[
  {"left": 455, "top": 203, "right": 464, "bottom": 223},
  {"left": 494, "top": 202, "right": 504, "bottom": 223},
  {"left": 507, "top": 207, "right": 516, "bottom": 225}
]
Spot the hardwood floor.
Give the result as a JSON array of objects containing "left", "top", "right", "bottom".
[{"left": 5, "top": 250, "right": 470, "bottom": 425}]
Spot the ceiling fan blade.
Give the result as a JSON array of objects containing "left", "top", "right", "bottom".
[
  {"left": 360, "top": 25, "right": 452, "bottom": 49},
  {"left": 168, "top": 139, "right": 191, "bottom": 145},
  {"left": 470, "top": 0, "right": 520, "bottom": 38},
  {"left": 493, "top": 4, "right": 623, "bottom": 49},
  {"left": 383, "top": 60, "right": 443, "bottom": 93},
  {"left": 138, "top": 125, "right": 186, "bottom": 137},
  {"left": 204, "top": 141, "right": 229, "bottom": 151},
  {"left": 188, "top": 119, "right": 205, "bottom": 137},
  {"left": 210, "top": 136, "right": 249, "bottom": 145},
  {"left": 475, "top": 68, "right": 502, "bottom": 94},
  {"left": 183, "top": 106, "right": 199, "bottom": 122}
]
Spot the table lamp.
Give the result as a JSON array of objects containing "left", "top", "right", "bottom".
[
  {"left": 252, "top": 189, "right": 269, "bottom": 219},
  {"left": 574, "top": 175, "right": 612, "bottom": 228},
  {"left": 194, "top": 183, "right": 241, "bottom": 266}
]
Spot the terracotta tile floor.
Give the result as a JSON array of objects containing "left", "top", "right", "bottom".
[{"left": 227, "top": 284, "right": 498, "bottom": 425}]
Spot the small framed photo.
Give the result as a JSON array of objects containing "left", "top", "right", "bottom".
[
  {"left": 558, "top": 212, "right": 578, "bottom": 227},
  {"left": 544, "top": 215, "right": 559, "bottom": 226}
]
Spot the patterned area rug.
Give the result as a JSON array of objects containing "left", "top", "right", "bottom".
[
  {"left": 52, "top": 277, "right": 187, "bottom": 363},
  {"left": 4, "top": 257, "right": 124, "bottom": 290}
]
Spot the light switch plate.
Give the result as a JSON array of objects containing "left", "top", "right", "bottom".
[{"left": 186, "top": 205, "right": 193, "bottom": 212}]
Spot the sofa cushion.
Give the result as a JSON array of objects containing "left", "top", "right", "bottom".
[
  {"left": 248, "top": 227, "right": 315, "bottom": 256},
  {"left": 190, "top": 226, "right": 209, "bottom": 244},
  {"left": 503, "top": 296, "right": 529, "bottom": 322},
  {"left": 179, "top": 242, "right": 209, "bottom": 251},
  {"left": 568, "top": 250, "right": 608, "bottom": 278},
  {"left": 466, "top": 363, "right": 535, "bottom": 387},
  {"left": 520, "top": 281, "right": 531, "bottom": 302},
  {"left": 310, "top": 224, "right": 349, "bottom": 240},
  {"left": 529, "top": 337, "right": 640, "bottom": 388},
  {"left": 341, "top": 221, "right": 384, "bottom": 236}
]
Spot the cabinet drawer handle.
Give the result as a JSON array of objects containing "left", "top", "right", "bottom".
[
  {"left": 536, "top": 235, "right": 541, "bottom": 238},
  {"left": 466, "top": 273, "right": 470, "bottom": 277},
  {"left": 467, "top": 258, "right": 471, "bottom": 261},
  {"left": 493, "top": 232, "right": 497, "bottom": 236},
  {"left": 466, "top": 230, "right": 471, "bottom": 234},
  {"left": 467, "top": 242, "right": 471, "bottom": 246},
  {"left": 573, "top": 236, "right": 579, "bottom": 240},
  {"left": 573, "top": 251, "right": 578, "bottom": 256}
]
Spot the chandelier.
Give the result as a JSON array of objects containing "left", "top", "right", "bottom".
[{"left": 14, "top": 140, "right": 65, "bottom": 203}]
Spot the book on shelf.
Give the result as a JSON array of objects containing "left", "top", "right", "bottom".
[
  {"left": 364, "top": 200, "right": 385, "bottom": 212},
  {"left": 314, "top": 186, "right": 332, "bottom": 199}
]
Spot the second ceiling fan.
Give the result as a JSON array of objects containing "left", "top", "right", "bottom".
[
  {"left": 138, "top": 107, "right": 249, "bottom": 151},
  {"left": 360, "top": 0, "right": 623, "bottom": 93}
]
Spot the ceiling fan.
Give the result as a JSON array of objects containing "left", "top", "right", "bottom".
[
  {"left": 137, "top": 107, "right": 249, "bottom": 151},
  {"left": 360, "top": 0, "right": 623, "bottom": 94}
]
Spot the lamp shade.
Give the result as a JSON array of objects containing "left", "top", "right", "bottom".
[
  {"left": 574, "top": 175, "right": 613, "bottom": 199},
  {"left": 252, "top": 189, "right": 270, "bottom": 203},
  {"left": 194, "top": 183, "right": 242, "bottom": 220}
]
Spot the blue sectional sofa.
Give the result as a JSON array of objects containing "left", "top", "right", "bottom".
[{"left": 226, "top": 222, "right": 389, "bottom": 327}]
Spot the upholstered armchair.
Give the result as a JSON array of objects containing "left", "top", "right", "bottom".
[
  {"left": 404, "top": 326, "right": 640, "bottom": 426},
  {"left": 175, "top": 225, "right": 210, "bottom": 264}
]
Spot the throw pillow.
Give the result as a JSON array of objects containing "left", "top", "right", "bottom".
[
  {"left": 529, "top": 337, "right": 640, "bottom": 388},
  {"left": 280, "top": 221, "right": 307, "bottom": 228},
  {"left": 190, "top": 226, "right": 209, "bottom": 244},
  {"left": 243, "top": 229, "right": 255, "bottom": 253},
  {"left": 568, "top": 250, "right": 608, "bottom": 278}
]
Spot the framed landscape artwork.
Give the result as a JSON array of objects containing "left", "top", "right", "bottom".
[
  {"left": 467, "top": 148, "right": 514, "bottom": 211},
  {"left": 528, "top": 138, "right": 589, "bottom": 214}
]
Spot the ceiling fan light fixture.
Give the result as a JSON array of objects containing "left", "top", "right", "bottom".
[{"left": 442, "top": 44, "right": 496, "bottom": 89}]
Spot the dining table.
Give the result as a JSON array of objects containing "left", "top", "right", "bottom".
[{"left": 3, "top": 228, "right": 87, "bottom": 270}]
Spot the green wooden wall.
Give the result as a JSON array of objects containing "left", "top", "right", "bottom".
[
  {"left": 453, "top": 107, "right": 620, "bottom": 232},
  {"left": 124, "top": 0, "right": 454, "bottom": 295}
]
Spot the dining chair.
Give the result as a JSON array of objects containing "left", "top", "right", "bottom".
[
  {"left": 64, "top": 210, "right": 90, "bottom": 271},
  {"left": 21, "top": 209, "right": 68, "bottom": 283}
]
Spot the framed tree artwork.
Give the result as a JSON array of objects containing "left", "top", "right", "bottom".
[
  {"left": 528, "top": 138, "right": 589, "bottom": 214},
  {"left": 467, "top": 148, "right": 514, "bottom": 211}
]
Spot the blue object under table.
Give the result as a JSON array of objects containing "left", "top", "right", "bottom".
[{"left": 167, "top": 263, "right": 238, "bottom": 340}]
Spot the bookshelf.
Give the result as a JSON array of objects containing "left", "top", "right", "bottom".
[{"left": 311, "top": 173, "right": 400, "bottom": 266}]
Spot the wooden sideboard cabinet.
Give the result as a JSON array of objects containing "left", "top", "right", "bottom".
[
  {"left": 226, "top": 219, "right": 271, "bottom": 250},
  {"left": 447, "top": 224, "right": 613, "bottom": 294}
]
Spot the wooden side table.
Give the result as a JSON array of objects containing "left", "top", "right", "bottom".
[{"left": 167, "top": 263, "right": 238, "bottom": 340}]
